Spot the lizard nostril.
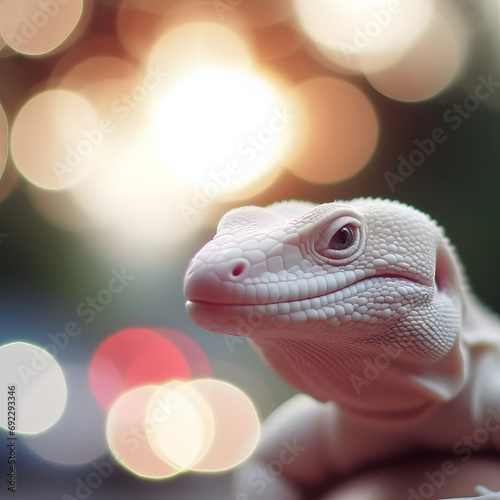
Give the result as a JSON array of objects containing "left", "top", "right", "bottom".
[
  {"left": 227, "top": 259, "right": 250, "bottom": 281},
  {"left": 232, "top": 262, "right": 245, "bottom": 277}
]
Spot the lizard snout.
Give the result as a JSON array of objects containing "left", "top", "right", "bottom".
[{"left": 184, "top": 257, "right": 250, "bottom": 304}]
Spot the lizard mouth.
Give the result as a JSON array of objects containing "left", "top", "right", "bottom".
[
  {"left": 185, "top": 273, "right": 431, "bottom": 337},
  {"left": 186, "top": 273, "right": 428, "bottom": 309}
]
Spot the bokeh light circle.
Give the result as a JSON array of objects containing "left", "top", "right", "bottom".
[
  {"left": 286, "top": 77, "right": 379, "bottom": 183},
  {"left": 147, "top": 22, "right": 252, "bottom": 75},
  {"left": 24, "top": 365, "right": 107, "bottom": 465},
  {"left": 106, "top": 377, "right": 260, "bottom": 476},
  {"left": 146, "top": 381, "right": 215, "bottom": 471},
  {"left": 68, "top": 144, "right": 197, "bottom": 259},
  {"left": 106, "top": 385, "right": 180, "bottom": 478},
  {"left": 11, "top": 90, "right": 100, "bottom": 190},
  {"left": 293, "top": 0, "right": 435, "bottom": 74},
  {"left": 366, "top": 5, "right": 467, "bottom": 102},
  {"left": 89, "top": 327, "right": 191, "bottom": 410},
  {"left": 188, "top": 379, "right": 260, "bottom": 472},
  {"left": 210, "top": 360, "right": 281, "bottom": 423},
  {"left": 0, "top": 342, "right": 67, "bottom": 434},
  {"left": 0, "top": 0, "right": 83, "bottom": 56},
  {"left": 152, "top": 66, "right": 287, "bottom": 195}
]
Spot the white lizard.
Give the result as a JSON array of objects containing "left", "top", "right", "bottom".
[{"left": 184, "top": 198, "right": 500, "bottom": 500}]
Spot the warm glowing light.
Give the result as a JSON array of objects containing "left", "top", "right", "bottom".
[
  {"left": 69, "top": 141, "right": 200, "bottom": 262},
  {"left": 147, "top": 379, "right": 259, "bottom": 473},
  {"left": 11, "top": 90, "right": 100, "bottom": 190},
  {"left": 107, "top": 378, "right": 260, "bottom": 477},
  {"left": 89, "top": 328, "right": 191, "bottom": 410},
  {"left": 152, "top": 66, "right": 287, "bottom": 195},
  {"left": 294, "top": 0, "right": 435, "bottom": 74},
  {"left": 0, "top": 103, "right": 8, "bottom": 181},
  {"left": 146, "top": 22, "right": 291, "bottom": 203},
  {"left": 146, "top": 381, "right": 215, "bottom": 470},
  {"left": 0, "top": 342, "right": 67, "bottom": 434},
  {"left": 106, "top": 385, "right": 180, "bottom": 478},
  {"left": 24, "top": 365, "right": 107, "bottom": 465},
  {"left": 0, "top": 0, "right": 83, "bottom": 56},
  {"left": 286, "top": 77, "right": 379, "bottom": 183},
  {"left": 187, "top": 379, "right": 260, "bottom": 472},
  {"left": 366, "top": 5, "right": 467, "bottom": 102},
  {"left": 147, "top": 22, "right": 252, "bottom": 75}
]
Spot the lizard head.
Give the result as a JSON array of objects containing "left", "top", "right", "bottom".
[{"left": 184, "top": 199, "right": 469, "bottom": 420}]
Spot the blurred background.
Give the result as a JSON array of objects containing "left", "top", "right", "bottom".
[{"left": 0, "top": 0, "right": 499, "bottom": 498}]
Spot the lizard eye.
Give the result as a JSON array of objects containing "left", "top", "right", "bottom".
[
  {"left": 315, "top": 213, "right": 365, "bottom": 263},
  {"left": 328, "top": 225, "right": 354, "bottom": 250}
]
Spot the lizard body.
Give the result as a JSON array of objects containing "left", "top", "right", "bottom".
[{"left": 184, "top": 199, "right": 500, "bottom": 500}]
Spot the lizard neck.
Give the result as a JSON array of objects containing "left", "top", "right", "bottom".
[{"left": 251, "top": 334, "right": 469, "bottom": 425}]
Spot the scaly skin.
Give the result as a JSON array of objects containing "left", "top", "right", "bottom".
[{"left": 184, "top": 199, "right": 500, "bottom": 500}]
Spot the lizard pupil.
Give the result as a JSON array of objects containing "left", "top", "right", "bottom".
[{"left": 328, "top": 225, "right": 354, "bottom": 250}]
